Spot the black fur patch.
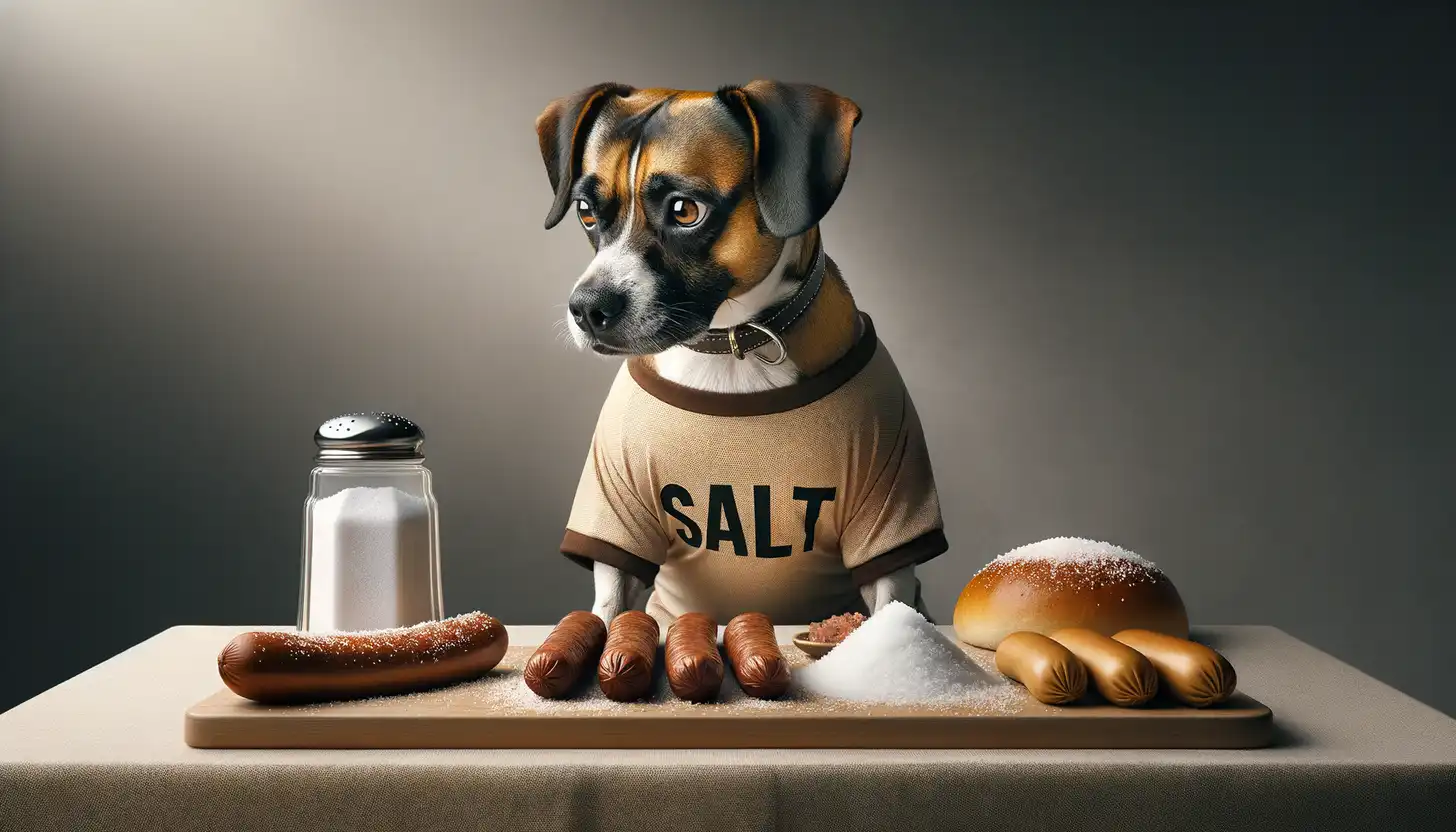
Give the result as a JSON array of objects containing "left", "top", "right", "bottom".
[
  {"left": 609, "top": 97, "right": 672, "bottom": 147},
  {"left": 711, "top": 82, "right": 860, "bottom": 238},
  {"left": 639, "top": 243, "right": 736, "bottom": 350}
]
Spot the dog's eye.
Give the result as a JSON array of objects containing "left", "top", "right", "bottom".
[
  {"left": 669, "top": 198, "right": 704, "bottom": 227},
  {"left": 576, "top": 199, "right": 597, "bottom": 230}
]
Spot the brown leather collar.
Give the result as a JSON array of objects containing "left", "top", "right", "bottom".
[
  {"left": 630, "top": 313, "right": 878, "bottom": 417},
  {"left": 682, "top": 241, "right": 825, "bottom": 361}
]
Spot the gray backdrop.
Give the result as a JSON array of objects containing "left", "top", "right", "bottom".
[{"left": 2, "top": 1, "right": 1452, "bottom": 717}]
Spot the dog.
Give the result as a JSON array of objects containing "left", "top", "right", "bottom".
[{"left": 536, "top": 81, "right": 947, "bottom": 630}]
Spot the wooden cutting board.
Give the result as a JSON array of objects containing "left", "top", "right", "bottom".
[{"left": 184, "top": 643, "right": 1273, "bottom": 749}]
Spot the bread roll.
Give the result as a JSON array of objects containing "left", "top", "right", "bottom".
[
  {"left": 1113, "top": 628, "right": 1237, "bottom": 707},
  {"left": 994, "top": 631, "right": 1088, "bottom": 705},
  {"left": 1050, "top": 627, "right": 1159, "bottom": 707},
  {"left": 954, "top": 537, "right": 1188, "bottom": 650}
]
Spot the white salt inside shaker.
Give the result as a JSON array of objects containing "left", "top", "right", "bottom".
[
  {"left": 306, "top": 486, "right": 434, "bottom": 631},
  {"left": 298, "top": 412, "right": 443, "bottom": 632}
]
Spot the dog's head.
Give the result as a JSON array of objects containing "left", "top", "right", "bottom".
[{"left": 536, "top": 82, "right": 861, "bottom": 356}]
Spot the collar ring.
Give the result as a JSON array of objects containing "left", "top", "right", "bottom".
[{"left": 741, "top": 321, "right": 788, "bottom": 366}]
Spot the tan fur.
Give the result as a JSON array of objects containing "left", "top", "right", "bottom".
[
  {"left": 717, "top": 195, "right": 785, "bottom": 295},
  {"left": 778, "top": 229, "right": 858, "bottom": 378},
  {"left": 650, "top": 98, "right": 746, "bottom": 194},
  {"left": 583, "top": 137, "right": 630, "bottom": 210}
]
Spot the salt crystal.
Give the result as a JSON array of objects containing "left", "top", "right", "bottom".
[
  {"left": 988, "top": 536, "right": 1161, "bottom": 589},
  {"left": 291, "top": 637, "right": 1026, "bottom": 717},
  {"left": 794, "top": 601, "right": 1008, "bottom": 705},
  {"left": 995, "top": 536, "right": 1152, "bottom": 566}
]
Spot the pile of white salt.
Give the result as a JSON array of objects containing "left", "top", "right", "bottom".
[{"left": 794, "top": 601, "right": 1007, "bottom": 705}]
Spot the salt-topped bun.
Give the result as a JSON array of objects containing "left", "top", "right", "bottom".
[{"left": 954, "top": 537, "right": 1188, "bottom": 650}]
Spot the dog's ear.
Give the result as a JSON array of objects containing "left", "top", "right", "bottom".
[
  {"left": 718, "top": 80, "right": 862, "bottom": 238},
  {"left": 536, "top": 82, "right": 635, "bottom": 229}
]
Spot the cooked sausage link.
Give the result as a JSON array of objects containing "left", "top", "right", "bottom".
[
  {"left": 665, "top": 612, "right": 723, "bottom": 703},
  {"left": 216, "top": 612, "right": 508, "bottom": 704},
  {"left": 598, "top": 610, "right": 659, "bottom": 702},
  {"left": 523, "top": 611, "right": 607, "bottom": 699},
  {"left": 724, "top": 612, "right": 790, "bottom": 699}
]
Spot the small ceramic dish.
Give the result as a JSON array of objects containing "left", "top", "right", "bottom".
[{"left": 792, "top": 632, "right": 838, "bottom": 659}]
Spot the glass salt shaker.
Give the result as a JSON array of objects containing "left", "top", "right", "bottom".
[{"left": 297, "top": 412, "right": 444, "bottom": 632}]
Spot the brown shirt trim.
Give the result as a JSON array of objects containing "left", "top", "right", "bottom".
[
  {"left": 560, "top": 530, "right": 660, "bottom": 585},
  {"left": 848, "top": 528, "right": 949, "bottom": 587},
  {"left": 627, "top": 314, "right": 881, "bottom": 417}
]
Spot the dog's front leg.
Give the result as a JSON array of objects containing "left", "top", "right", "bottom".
[
  {"left": 591, "top": 561, "right": 647, "bottom": 623},
  {"left": 860, "top": 565, "right": 921, "bottom": 613}
]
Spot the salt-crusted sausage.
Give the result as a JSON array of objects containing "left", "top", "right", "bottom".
[
  {"left": 665, "top": 613, "right": 724, "bottom": 703},
  {"left": 1049, "top": 627, "right": 1158, "bottom": 707},
  {"left": 597, "top": 610, "right": 659, "bottom": 702},
  {"left": 724, "top": 612, "right": 790, "bottom": 699},
  {"left": 523, "top": 611, "right": 607, "bottom": 699},
  {"left": 994, "top": 631, "right": 1089, "bottom": 705},
  {"left": 1112, "top": 628, "right": 1237, "bottom": 707},
  {"left": 217, "top": 612, "right": 508, "bottom": 704}
]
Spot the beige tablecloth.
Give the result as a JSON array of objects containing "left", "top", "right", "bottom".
[{"left": 2, "top": 625, "right": 1453, "bottom": 831}]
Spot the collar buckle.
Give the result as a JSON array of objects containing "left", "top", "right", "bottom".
[{"left": 738, "top": 321, "right": 788, "bottom": 365}]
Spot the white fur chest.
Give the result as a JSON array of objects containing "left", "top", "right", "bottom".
[{"left": 651, "top": 348, "right": 801, "bottom": 394}]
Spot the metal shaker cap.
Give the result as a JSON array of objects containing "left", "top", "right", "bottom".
[{"left": 314, "top": 412, "right": 424, "bottom": 461}]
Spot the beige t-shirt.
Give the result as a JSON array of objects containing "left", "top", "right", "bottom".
[{"left": 560, "top": 314, "right": 946, "bottom": 628}]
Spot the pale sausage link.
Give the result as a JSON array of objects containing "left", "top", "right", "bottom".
[
  {"left": 1112, "top": 629, "right": 1237, "bottom": 707},
  {"left": 994, "top": 631, "right": 1089, "bottom": 705},
  {"left": 1049, "top": 627, "right": 1159, "bottom": 707}
]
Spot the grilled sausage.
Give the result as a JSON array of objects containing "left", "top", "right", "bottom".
[
  {"left": 665, "top": 613, "right": 724, "bottom": 703},
  {"left": 597, "top": 610, "right": 659, "bottom": 702},
  {"left": 523, "top": 611, "right": 607, "bottom": 699},
  {"left": 1049, "top": 627, "right": 1159, "bottom": 707},
  {"left": 724, "top": 612, "right": 790, "bottom": 699},
  {"left": 994, "top": 631, "right": 1089, "bottom": 705},
  {"left": 217, "top": 612, "right": 508, "bottom": 704},
  {"left": 1113, "top": 629, "right": 1238, "bottom": 707}
]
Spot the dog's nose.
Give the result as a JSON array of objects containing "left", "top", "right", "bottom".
[{"left": 569, "top": 288, "right": 628, "bottom": 335}]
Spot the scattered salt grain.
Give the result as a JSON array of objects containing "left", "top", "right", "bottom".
[
  {"left": 987, "top": 536, "right": 1162, "bottom": 589},
  {"left": 995, "top": 536, "right": 1152, "bottom": 567},
  {"left": 794, "top": 601, "right": 1009, "bottom": 706},
  {"left": 269, "top": 611, "right": 498, "bottom": 667},
  {"left": 292, "top": 634, "right": 1028, "bottom": 717}
]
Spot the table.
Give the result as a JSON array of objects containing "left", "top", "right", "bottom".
[{"left": 2, "top": 625, "right": 1453, "bottom": 831}]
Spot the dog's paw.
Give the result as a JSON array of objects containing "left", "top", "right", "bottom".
[
  {"left": 590, "top": 598, "right": 625, "bottom": 624},
  {"left": 865, "top": 565, "right": 920, "bottom": 613},
  {"left": 591, "top": 561, "right": 647, "bottom": 623}
]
